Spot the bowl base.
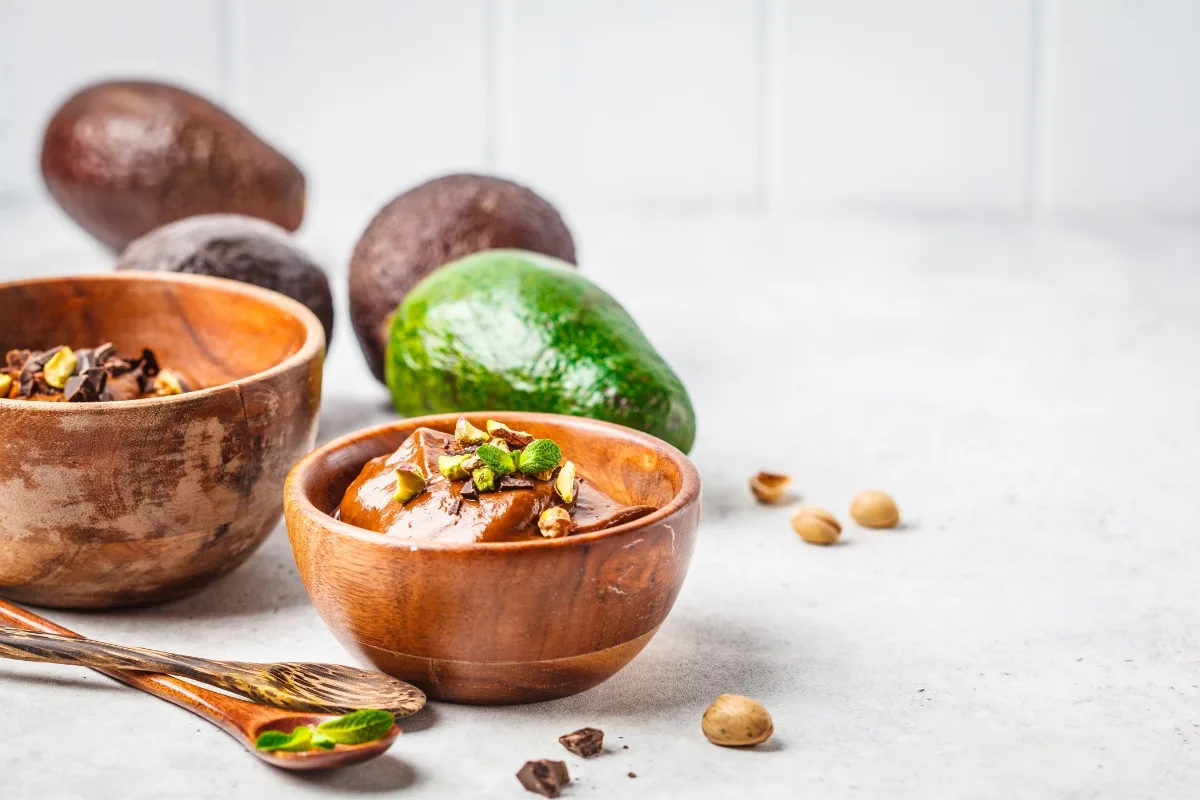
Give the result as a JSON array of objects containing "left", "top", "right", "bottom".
[{"left": 342, "top": 626, "right": 661, "bottom": 705}]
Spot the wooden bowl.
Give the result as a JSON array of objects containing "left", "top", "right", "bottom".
[
  {"left": 284, "top": 412, "right": 701, "bottom": 705},
  {"left": 0, "top": 273, "right": 324, "bottom": 608}
]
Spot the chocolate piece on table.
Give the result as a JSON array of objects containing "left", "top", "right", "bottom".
[
  {"left": 516, "top": 760, "right": 570, "bottom": 798},
  {"left": 558, "top": 727, "right": 604, "bottom": 758},
  {"left": 459, "top": 480, "right": 478, "bottom": 501}
]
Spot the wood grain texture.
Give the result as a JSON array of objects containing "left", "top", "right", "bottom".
[
  {"left": 0, "top": 273, "right": 324, "bottom": 608},
  {"left": 284, "top": 412, "right": 702, "bottom": 704},
  {"left": 0, "top": 628, "right": 425, "bottom": 716},
  {"left": 0, "top": 599, "right": 400, "bottom": 771}
]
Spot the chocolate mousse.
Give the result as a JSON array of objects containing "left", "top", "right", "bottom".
[{"left": 336, "top": 419, "right": 656, "bottom": 544}]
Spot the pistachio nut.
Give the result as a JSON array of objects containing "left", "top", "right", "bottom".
[{"left": 850, "top": 489, "right": 900, "bottom": 528}]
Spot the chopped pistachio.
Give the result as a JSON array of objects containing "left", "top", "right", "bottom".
[
  {"left": 486, "top": 420, "right": 535, "bottom": 447},
  {"left": 460, "top": 454, "right": 483, "bottom": 472},
  {"left": 153, "top": 369, "right": 185, "bottom": 396},
  {"left": 43, "top": 346, "right": 77, "bottom": 389},
  {"left": 531, "top": 468, "right": 555, "bottom": 481},
  {"left": 393, "top": 466, "right": 426, "bottom": 504},
  {"left": 538, "top": 506, "right": 574, "bottom": 539},
  {"left": 438, "top": 454, "right": 471, "bottom": 480},
  {"left": 487, "top": 437, "right": 512, "bottom": 452},
  {"left": 472, "top": 466, "right": 497, "bottom": 492},
  {"left": 0, "top": 374, "right": 11, "bottom": 398},
  {"left": 454, "top": 418, "right": 489, "bottom": 446},
  {"left": 555, "top": 461, "right": 577, "bottom": 504}
]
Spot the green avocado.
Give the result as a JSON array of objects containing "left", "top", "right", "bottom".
[{"left": 385, "top": 250, "right": 696, "bottom": 452}]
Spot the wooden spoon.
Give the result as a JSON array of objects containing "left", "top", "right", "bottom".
[
  {"left": 0, "top": 626, "right": 425, "bottom": 716},
  {"left": 0, "top": 599, "right": 402, "bottom": 771}
]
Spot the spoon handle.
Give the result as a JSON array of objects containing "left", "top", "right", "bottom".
[
  {"left": 0, "top": 627, "right": 279, "bottom": 705},
  {"left": 0, "top": 600, "right": 268, "bottom": 741}
]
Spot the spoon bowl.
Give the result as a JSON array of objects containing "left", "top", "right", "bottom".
[{"left": 247, "top": 713, "right": 402, "bottom": 771}]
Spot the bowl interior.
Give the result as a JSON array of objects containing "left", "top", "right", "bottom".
[
  {"left": 0, "top": 273, "right": 311, "bottom": 387},
  {"left": 303, "top": 413, "right": 687, "bottom": 536}
]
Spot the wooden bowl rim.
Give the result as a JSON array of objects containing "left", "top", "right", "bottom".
[
  {"left": 0, "top": 271, "right": 325, "bottom": 411},
  {"left": 286, "top": 411, "right": 701, "bottom": 552}
]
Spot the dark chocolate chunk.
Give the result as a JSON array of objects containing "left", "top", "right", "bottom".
[
  {"left": 558, "top": 727, "right": 604, "bottom": 758},
  {"left": 628, "top": 772, "right": 637, "bottom": 779},
  {"left": 459, "top": 481, "right": 479, "bottom": 500},
  {"left": 498, "top": 475, "right": 535, "bottom": 491},
  {"left": 516, "top": 760, "right": 570, "bottom": 798},
  {"left": 66, "top": 368, "right": 108, "bottom": 402},
  {"left": 448, "top": 497, "right": 463, "bottom": 516}
]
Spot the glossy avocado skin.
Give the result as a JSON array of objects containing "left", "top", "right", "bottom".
[{"left": 386, "top": 250, "right": 696, "bottom": 453}]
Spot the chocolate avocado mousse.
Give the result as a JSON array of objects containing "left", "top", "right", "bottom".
[{"left": 336, "top": 418, "right": 656, "bottom": 544}]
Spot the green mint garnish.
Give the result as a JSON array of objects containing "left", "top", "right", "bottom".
[
  {"left": 519, "top": 439, "right": 562, "bottom": 475},
  {"left": 317, "top": 709, "right": 396, "bottom": 745},
  {"left": 255, "top": 725, "right": 314, "bottom": 752},
  {"left": 311, "top": 730, "right": 337, "bottom": 750},
  {"left": 475, "top": 444, "right": 516, "bottom": 475}
]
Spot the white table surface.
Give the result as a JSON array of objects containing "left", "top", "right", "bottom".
[{"left": 1, "top": 199, "right": 1197, "bottom": 799}]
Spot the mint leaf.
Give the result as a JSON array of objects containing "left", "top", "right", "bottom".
[
  {"left": 256, "top": 725, "right": 314, "bottom": 752},
  {"left": 311, "top": 731, "right": 337, "bottom": 750},
  {"left": 475, "top": 444, "right": 516, "bottom": 475},
  {"left": 317, "top": 709, "right": 396, "bottom": 745},
  {"left": 519, "top": 439, "right": 562, "bottom": 475}
]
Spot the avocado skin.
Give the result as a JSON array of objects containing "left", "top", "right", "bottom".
[
  {"left": 116, "top": 214, "right": 334, "bottom": 346},
  {"left": 41, "top": 80, "right": 305, "bottom": 252},
  {"left": 349, "top": 174, "right": 576, "bottom": 384},
  {"left": 385, "top": 250, "right": 696, "bottom": 453}
]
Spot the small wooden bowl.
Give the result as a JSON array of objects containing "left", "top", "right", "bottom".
[
  {"left": 0, "top": 273, "right": 324, "bottom": 608},
  {"left": 284, "top": 412, "right": 701, "bottom": 705}
]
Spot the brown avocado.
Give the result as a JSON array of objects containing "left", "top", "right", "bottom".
[
  {"left": 41, "top": 80, "right": 305, "bottom": 252},
  {"left": 116, "top": 214, "right": 334, "bottom": 346},
  {"left": 348, "top": 173, "right": 576, "bottom": 382}
]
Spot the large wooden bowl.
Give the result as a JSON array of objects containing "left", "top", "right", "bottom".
[
  {"left": 284, "top": 412, "right": 701, "bottom": 704},
  {"left": 0, "top": 273, "right": 324, "bottom": 608}
]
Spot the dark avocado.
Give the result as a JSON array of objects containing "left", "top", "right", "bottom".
[
  {"left": 41, "top": 80, "right": 305, "bottom": 252},
  {"left": 349, "top": 173, "right": 576, "bottom": 383},
  {"left": 116, "top": 214, "right": 334, "bottom": 346},
  {"left": 385, "top": 250, "right": 696, "bottom": 453}
]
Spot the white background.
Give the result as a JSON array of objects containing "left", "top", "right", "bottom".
[
  {"left": 2, "top": 0, "right": 1199, "bottom": 216},
  {"left": 1, "top": 3, "right": 1199, "bottom": 799}
]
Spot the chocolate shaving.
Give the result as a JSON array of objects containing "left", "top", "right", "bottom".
[
  {"left": 447, "top": 497, "right": 463, "bottom": 516},
  {"left": 27, "top": 347, "right": 63, "bottom": 368},
  {"left": 74, "top": 348, "right": 94, "bottom": 372},
  {"left": 93, "top": 342, "right": 116, "bottom": 365},
  {"left": 497, "top": 475, "right": 535, "bottom": 491},
  {"left": 133, "top": 348, "right": 161, "bottom": 394},
  {"left": 516, "top": 760, "right": 570, "bottom": 798},
  {"left": 136, "top": 348, "right": 159, "bottom": 377},
  {"left": 459, "top": 481, "right": 479, "bottom": 501},
  {"left": 558, "top": 727, "right": 604, "bottom": 758}
]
